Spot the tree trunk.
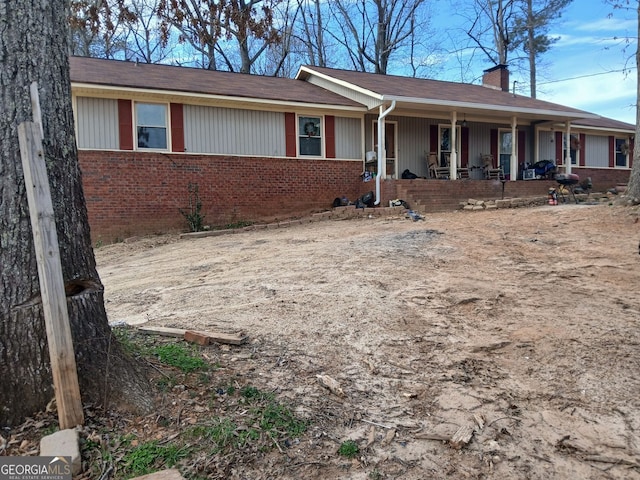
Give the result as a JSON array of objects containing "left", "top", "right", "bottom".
[
  {"left": 0, "top": 0, "right": 154, "bottom": 427},
  {"left": 626, "top": 3, "right": 640, "bottom": 200}
]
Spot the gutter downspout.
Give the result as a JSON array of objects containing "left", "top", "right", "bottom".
[{"left": 375, "top": 101, "right": 397, "bottom": 205}]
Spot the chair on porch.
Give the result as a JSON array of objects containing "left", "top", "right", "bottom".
[
  {"left": 481, "top": 154, "right": 503, "bottom": 180},
  {"left": 427, "top": 151, "right": 450, "bottom": 179}
]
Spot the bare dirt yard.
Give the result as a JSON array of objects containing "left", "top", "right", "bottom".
[
  {"left": 7, "top": 203, "right": 639, "bottom": 479},
  {"left": 86, "top": 202, "right": 640, "bottom": 479}
]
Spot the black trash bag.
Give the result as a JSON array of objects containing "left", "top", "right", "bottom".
[
  {"left": 355, "top": 191, "right": 375, "bottom": 209},
  {"left": 401, "top": 169, "right": 419, "bottom": 179}
]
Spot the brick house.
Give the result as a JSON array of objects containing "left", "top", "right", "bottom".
[{"left": 70, "top": 57, "right": 634, "bottom": 241}]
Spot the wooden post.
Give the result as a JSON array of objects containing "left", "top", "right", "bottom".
[{"left": 18, "top": 121, "right": 84, "bottom": 429}]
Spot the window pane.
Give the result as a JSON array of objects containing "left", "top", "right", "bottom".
[
  {"left": 298, "top": 116, "right": 321, "bottom": 156},
  {"left": 137, "top": 103, "right": 166, "bottom": 127},
  {"left": 138, "top": 126, "right": 167, "bottom": 149},
  {"left": 299, "top": 137, "right": 321, "bottom": 156}
]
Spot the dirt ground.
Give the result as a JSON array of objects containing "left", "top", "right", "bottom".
[{"left": 93, "top": 202, "right": 640, "bottom": 479}]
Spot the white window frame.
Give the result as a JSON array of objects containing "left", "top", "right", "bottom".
[
  {"left": 563, "top": 133, "right": 580, "bottom": 166},
  {"left": 298, "top": 115, "right": 323, "bottom": 157},
  {"left": 438, "top": 124, "right": 461, "bottom": 167},
  {"left": 135, "top": 102, "right": 169, "bottom": 151},
  {"left": 615, "top": 137, "right": 630, "bottom": 168},
  {"left": 498, "top": 129, "right": 516, "bottom": 176}
]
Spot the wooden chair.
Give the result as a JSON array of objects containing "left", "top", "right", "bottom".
[
  {"left": 457, "top": 168, "right": 469, "bottom": 179},
  {"left": 481, "top": 154, "right": 503, "bottom": 180}
]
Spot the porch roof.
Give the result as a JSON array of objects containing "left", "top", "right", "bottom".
[{"left": 296, "top": 66, "right": 601, "bottom": 123}]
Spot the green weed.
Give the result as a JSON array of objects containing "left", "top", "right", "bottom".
[
  {"left": 151, "top": 343, "right": 206, "bottom": 372},
  {"left": 338, "top": 440, "right": 359, "bottom": 458},
  {"left": 122, "top": 440, "right": 190, "bottom": 477}
]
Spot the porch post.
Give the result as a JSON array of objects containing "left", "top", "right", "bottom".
[
  {"left": 510, "top": 116, "right": 517, "bottom": 181},
  {"left": 565, "top": 122, "right": 572, "bottom": 175},
  {"left": 450, "top": 111, "right": 458, "bottom": 179}
]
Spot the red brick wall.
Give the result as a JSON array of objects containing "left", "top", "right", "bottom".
[
  {"left": 78, "top": 150, "right": 631, "bottom": 242},
  {"left": 79, "top": 150, "right": 364, "bottom": 241}
]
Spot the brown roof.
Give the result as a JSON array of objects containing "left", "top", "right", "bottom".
[
  {"left": 572, "top": 116, "right": 634, "bottom": 131},
  {"left": 298, "top": 66, "right": 598, "bottom": 118},
  {"left": 69, "top": 56, "right": 363, "bottom": 108}
]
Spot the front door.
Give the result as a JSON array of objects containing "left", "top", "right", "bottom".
[
  {"left": 373, "top": 121, "right": 397, "bottom": 177},
  {"left": 499, "top": 130, "right": 513, "bottom": 178}
]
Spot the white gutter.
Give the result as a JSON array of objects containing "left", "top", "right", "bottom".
[{"left": 375, "top": 101, "right": 397, "bottom": 205}]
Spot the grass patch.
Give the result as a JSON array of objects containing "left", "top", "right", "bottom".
[
  {"left": 338, "top": 440, "right": 359, "bottom": 458},
  {"left": 121, "top": 440, "right": 190, "bottom": 477},
  {"left": 151, "top": 343, "right": 206, "bottom": 372}
]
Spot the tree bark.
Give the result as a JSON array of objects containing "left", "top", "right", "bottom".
[
  {"left": 626, "top": 2, "right": 640, "bottom": 200},
  {"left": 0, "top": 0, "right": 154, "bottom": 427}
]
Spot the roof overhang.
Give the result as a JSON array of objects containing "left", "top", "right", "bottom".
[
  {"left": 72, "top": 82, "right": 368, "bottom": 114},
  {"left": 380, "top": 95, "right": 599, "bottom": 123}
]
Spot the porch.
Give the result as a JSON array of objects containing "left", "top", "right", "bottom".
[{"left": 375, "top": 174, "right": 617, "bottom": 213}]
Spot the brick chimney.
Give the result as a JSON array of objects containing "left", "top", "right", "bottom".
[{"left": 482, "top": 64, "right": 510, "bottom": 92}]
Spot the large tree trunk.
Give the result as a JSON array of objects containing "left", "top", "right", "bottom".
[
  {"left": 626, "top": 3, "right": 640, "bottom": 200},
  {"left": 0, "top": 0, "right": 154, "bottom": 427}
]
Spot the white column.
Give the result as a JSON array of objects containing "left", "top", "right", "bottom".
[
  {"left": 510, "top": 116, "right": 517, "bottom": 181},
  {"left": 565, "top": 122, "right": 572, "bottom": 175},
  {"left": 450, "top": 111, "right": 458, "bottom": 179}
]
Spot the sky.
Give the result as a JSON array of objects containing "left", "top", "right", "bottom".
[
  {"left": 537, "top": 1, "right": 637, "bottom": 124},
  {"left": 433, "top": 0, "right": 638, "bottom": 125}
]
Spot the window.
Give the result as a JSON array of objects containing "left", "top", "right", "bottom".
[
  {"left": 563, "top": 133, "right": 580, "bottom": 165},
  {"left": 136, "top": 103, "right": 167, "bottom": 150},
  {"left": 498, "top": 130, "right": 514, "bottom": 176},
  {"left": 298, "top": 116, "right": 322, "bottom": 156},
  {"left": 438, "top": 125, "right": 461, "bottom": 167},
  {"left": 615, "top": 138, "right": 629, "bottom": 167}
]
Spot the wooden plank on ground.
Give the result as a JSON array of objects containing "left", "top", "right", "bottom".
[
  {"left": 138, "top": 326, "right": 247, "bottom": 345},
  {"left": 138, "top": 326, "right": 185, "bottom": 338},
  {"left": 449, "top": 424, "right": 475, "bottom": 449},
  {"left": 18, "top": 120, "right": 84, "bottom": 429}
]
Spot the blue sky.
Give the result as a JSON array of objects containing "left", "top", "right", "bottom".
[
  {"left": 537, "top": 1, "right": 637, "bottom": 124},
  {"left": 431, "top": 1, "right": 637, "bottom": 125}
]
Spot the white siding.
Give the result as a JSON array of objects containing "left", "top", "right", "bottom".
[
  {"left": 335, "top": 117, "right": 362, "bottom": 159},
  {"left": 585, "top": 135, "right": 609, "bottom": 167},
  {"left": 184, "top": 105, "right": 286, "bottom": 156},
  {"left": 538, "top": 131, "right": 556, "bottom": 161},
  {"left": 76, "top": 97, "right": 119, "bottom": 149}
]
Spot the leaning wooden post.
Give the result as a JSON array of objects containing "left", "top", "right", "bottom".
[{"left": 17, "top": 120, "right": 84, "bottom": 429}]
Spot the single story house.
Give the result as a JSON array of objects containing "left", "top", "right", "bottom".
[{"left": 69, "top": 57, "right": 635, "bottom": 241}]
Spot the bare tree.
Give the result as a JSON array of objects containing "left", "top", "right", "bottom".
[
  {"left": 69, "top": 0, "right": 136, "bottom": 58},
  {"left": 605, "top": 0, "right": 640, "bottom": 200},
  {"left": 511, "top": 0, "right": 573, "bottom": 97},
  {"left": 330, "top": 0, "right": 428, "bottom": 74},
  {"left": 465, "top": 0, "right": 518, "bottom": 66},
  {"left": 1, "top": 0, "right": 154, "bottom": 426},
  {"left": 123, "top": 0, "right": 175, "bottom": 63},
  {"left": 157, "top": 0, "right": 282, "bottom": 72}
]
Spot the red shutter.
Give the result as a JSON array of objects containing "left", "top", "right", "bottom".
[
  {"left": 630, "top": 137, "right": 635, "bottom": 168},
  {"left": 170, "top": 103, "right": 185, "bottom": 153},
  {"left": 609, "top": 136, "right": 615, "bottom": 168},
  {"left": 555, "top": 131, "right": 563, "bottom": 164},
  {"left": 579, "top": 133, "right": 586, "bottom": 166},
  {"left": 325, "top": 115, "right": 335, "bottom": 158},
  {"left": 429, "top": 124, "right": 438, "bottom": 153},
  {"left": 490, "top": 129, "right": 498, "bottom": 165},
  {"left": 285, "top": 112, "right": 296, "bottom": 157},
  {"left": 118, "top": 99, "right": 134, "bottom": 150},
  {"left": 461, "top": 127, "right": 469, "bottom": 166}
]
